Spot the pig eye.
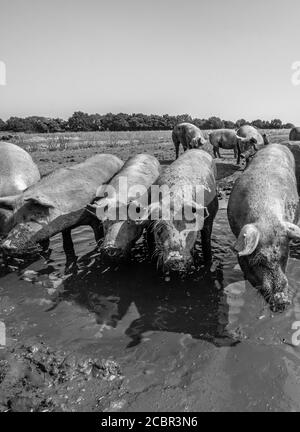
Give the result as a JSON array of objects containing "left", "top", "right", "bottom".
[{"left": 191, "top": 206, "right": 197, "bottom": 214}]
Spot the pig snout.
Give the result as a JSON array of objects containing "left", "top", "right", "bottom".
[
  {"left": 103, "top": 245, "right": 123, "bottom": 258},
  {"left": 1, "top": 237, "right": 41, "bottom": 256},
  {"left": 163, "top": 251, "right": 192, "bottom": 276},
  {"left": 0, "top": 223, "right": 43, "bottom": 256},
  {"left": 261, "top": 273, "right": 291, "bottom": 312},
  {"left": 101, "top": 242, "right": 127, "bottom": 262},
  {"left": 1, "top": 239, "right": 18, "bottom": 254}
]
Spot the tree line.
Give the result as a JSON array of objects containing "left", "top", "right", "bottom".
[{"left": 0, "top": 112, "right": 295, "bottom": 133}]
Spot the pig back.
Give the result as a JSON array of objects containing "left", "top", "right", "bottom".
[
  {"left": 0, "top": 142, "right": 40, "bottom": 196},
  {"left": 23, "top": 154, "right": 123, "bottom": 213},
  {"left": 157, "top": 149, "right": 217, "bottom": 208}
]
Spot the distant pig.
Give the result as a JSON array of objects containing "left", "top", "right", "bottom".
[
  {"left": 228, "top": 144, "right": 300, "bottom": 311},
  {"left": 209, "top": 129, "right": 257, "bottom": 164},
  {"left": 172, "top": 123, "right": 207, "bottom": 159},
  {"left": 140, "top": 149, "right": 219, "bottom": 278},
  {"left": 1, "top": 154, "right": 123, "bottom": 256},
  {"left": 0, "top": 142, "right": 40, "bottom": 236},
  {"left": 87, "top": 153, "right": 161, "bottom": 261}
]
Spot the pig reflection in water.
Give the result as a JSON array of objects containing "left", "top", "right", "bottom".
[
  {"left": 87, "top": 154, "right": 161, "bottom": 261},
  {"left": 141, "top": 149, "right": 219, "bottom": 277},
  {"left": 56, "top": 248, "right": 236, "bottom": 348}
]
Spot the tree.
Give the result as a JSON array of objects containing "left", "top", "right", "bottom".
[
  {"left": 0, "top": 118, "right": 6, "bottom": 131},
  {"left": 6, "top": 117, "right": 30, "bottom": 132},
  {"left": 270, "top": 119, "right": 282, "bottom": 129},
  {"left": 235, "top": 119, "right": 247, "bottom": 128},
  {"left": 67, "top": 111, "right": 92, "bottom": 131},
  {"left": 203, "top": 116, "right": 224, "bottom": 129},
  {"left": 251, "top": 119, "right": 265, "bottom": 129},
  {"left": 1, "top": 112, "right": 291, "bottom": 132},
  {"left": 223, "top": 120, "right": 236, "bottom": 129},
  {"left": 283, "top": 122, "right": 295, "bottom": 129}
]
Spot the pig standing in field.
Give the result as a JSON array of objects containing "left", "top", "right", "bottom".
[
  {"left": 0, "top": 154, "right": 123, "bottom": 257},
  {"left": 209, "top": 129, "right": 257, "bottom": 164},
  {"left": 228, "top": 144, "right": 300, "bottom": 311},
  {"left": 0, "top": 142, "right": 40, "bottom": 236},
  {"left": 172, "top": 123, "right": 207, "bottom": 159},
  {"left": 236, "top": 125, "right": 264, "bottom": 146},
  {"left": 87, "top": 153, "right": 161, "bottom": 261},
  {"left": 141, "top": 149, "right": 218, "bottom": 278},
  {"left": 289, "top": 127, "right": 300, "bottom": 141}
]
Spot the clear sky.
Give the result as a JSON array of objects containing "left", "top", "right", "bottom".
[{"left": 1, "top": 0, "right": 300, "bottom": 123}]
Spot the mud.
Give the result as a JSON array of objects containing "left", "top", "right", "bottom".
[{"left": 1, "top": 144, "right": 300, "bottom": 412}]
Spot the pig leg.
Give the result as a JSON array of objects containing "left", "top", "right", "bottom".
[
  {"left": 173, "top": 138, "right": 180, "bottom": 159},
  {"left": 233, "top": 145, "right": 237, "bottom": 159},
  {"left": 214, "top": 143, "right": 221, "bottom": 158},
  {"left": 201, "top": 204, "right": 217, "bottom": 265},
  {"left": 62, "top": 229, "right": 76, "bottom": 265},
  {"left": 39, "top": 238, "right": 50, "bottom": 251},
  {"left": 201, "top": 225, "right": 213, "bottom": 264},
  {"left": 146, "top": 226, "right": 155, "bottom": 256},
  {"left": 90, "top": 219, "right": 104, "bottom": 244},
  {"left": 213, "top": 146, "right": 218, "bottom": 158},
  {"left": 236, "top": 143, "right": 241, "bottom": 165}
]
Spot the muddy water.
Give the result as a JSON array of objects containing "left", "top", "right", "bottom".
[{"left": 1, "top": 202, "right": 300, "bottom": 411}]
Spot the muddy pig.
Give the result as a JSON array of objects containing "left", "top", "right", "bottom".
[
  {"left": 1, "top": 154, "right": 123, "bottom": 256},
  {"left": 227, "top": 144, "right": 300, "bottom": 311},
  {"left": 87, "top": 153, "right": 160, "bottom": 261},
  {"left": 0, "top": 142, "right": 40, "bottom": 236},
  {"left": 140, "top": 149, "right": 219, "bottom": 278}
]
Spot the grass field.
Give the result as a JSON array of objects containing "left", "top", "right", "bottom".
[{"left": 5, "top": 129, "right": 292, "bottom": 177}]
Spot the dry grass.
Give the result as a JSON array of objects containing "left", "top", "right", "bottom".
[
  {"left": 10, "top": 128, "right": 291, "bottom": 153},
  {"left": 12, "top": 131, "right": 172, "bottom": 153}
]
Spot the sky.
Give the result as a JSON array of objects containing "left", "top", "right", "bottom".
[{"left": 0, "top": 0, "right": 300, "bottom": 123}]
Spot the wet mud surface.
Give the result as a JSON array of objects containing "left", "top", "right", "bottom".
[{"left": 1, "top": 148, "right": 300, "bottom": 411}]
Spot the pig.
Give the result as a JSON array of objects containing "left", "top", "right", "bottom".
[
  {"left": 262, "top": 133, "right": 269, "bottom": 145},
  {"left": 236, "top": 125, "right": 264, "bottom": 146},
  {"left": 172, "top": 123, "right": 207, "bottom": 159},
  {"left": 227, "top": 144, "right": 300, "bottom": 311},
  {"left": 0, "top": 154, "right": 123, "bottom": 257},
  {"left": 140, "top": 149, "right": 219, "bottom": 278},
  {"left": 209, "top": 129, "right": 257, "bottom": 164},
  {"left": 87, "top": 153, "right": 161, "bottom": 261},
  {"left": 0, "top": 142, "right": 40, "bottom": 236},
  {"left": 289, "top": 127, "right": 300, "bottom": 141}
]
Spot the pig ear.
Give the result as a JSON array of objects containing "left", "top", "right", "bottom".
[
  {"left": 24, "top": 194, "right": 55, "bottom": 208},
  {"left": 0, "top": 194, "right": 22, "bottom": 210},
  {"left": 285, "top": 222, "right": 300, "bottom": 240},
  {"left": 234, "top": 224, "right": 260, "bottom": 256}
]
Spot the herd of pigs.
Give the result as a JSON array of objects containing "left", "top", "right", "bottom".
[{"left": 0, "top": 122, "right": 300, "bottom": 313}]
